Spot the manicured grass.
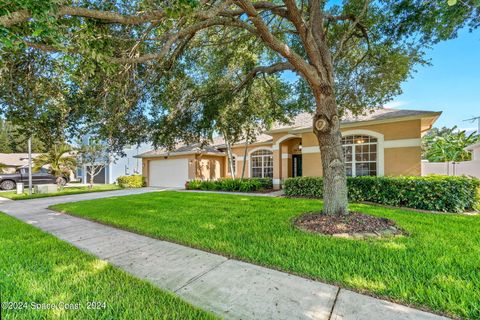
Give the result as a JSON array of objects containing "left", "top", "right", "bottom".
[
  {"left": 52, "top": 191, "right": 480, "bottom": 319},
  {"left": 0, "top": 212, "right": 216, "bottom": 320},
  {"left": 0, "top": 184, "right": 122, "bottom": 200}
]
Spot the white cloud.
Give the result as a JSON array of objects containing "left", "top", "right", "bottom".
[{"left": 384, "top": 100, "right": 410, "bottom": 109}]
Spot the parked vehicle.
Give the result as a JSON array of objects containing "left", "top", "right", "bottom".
[{"left": 0, "top": 167, "right": 69, "bottom": 190}]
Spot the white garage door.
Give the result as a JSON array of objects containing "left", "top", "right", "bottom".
[{"left": 149, "top": 159, "right": 189, "bottom": 188}]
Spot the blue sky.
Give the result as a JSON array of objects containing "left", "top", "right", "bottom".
[
  {"left": 283, "top": 28, "right": 480, "bottom": 132},
  {"left": 388, "top": 28, "right": 480, "bottom": 131}
]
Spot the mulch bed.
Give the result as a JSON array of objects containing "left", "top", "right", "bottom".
[{"left": 295, "top": 212, "right": 403, "bottom": 237}]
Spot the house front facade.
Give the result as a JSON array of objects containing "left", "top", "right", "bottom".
[
  {"left": 138, "top": 108, "right": 441, "bottom": 189},
  {"left": 77, "top": 135, "right": 152, "bottom": 184},
  {"left": 0, "top": 153, "right": 41, "bottom": 174}
]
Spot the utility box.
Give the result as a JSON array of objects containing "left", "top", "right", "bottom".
[
  {"left": 16, "top": 182, "right": 24, "bottom": 194},
  {"left": 34, "top": 184, "right": 57, "bottom": 194}
]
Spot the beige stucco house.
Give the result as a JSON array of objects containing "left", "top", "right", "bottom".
[
  {"left": 138, "top": 108, "right": 441, "bottom": 189},
  {"left": 0, "top": 153, "right": 41, "bottom": 173}
]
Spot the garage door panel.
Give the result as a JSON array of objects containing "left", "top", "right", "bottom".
[{"left": 149, "top": 159, "right": 189, "bottom": 188}]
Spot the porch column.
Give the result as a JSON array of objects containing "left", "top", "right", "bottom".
[
  {"left": 272, "top": 144, "right": 281, "bottom": 190},
  {"left": 281, "top": 144, "right": 290, "bottom": 185}
]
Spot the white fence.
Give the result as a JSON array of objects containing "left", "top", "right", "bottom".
[{"left": 421, "top": 160, "right": 480, "bottom": 178}]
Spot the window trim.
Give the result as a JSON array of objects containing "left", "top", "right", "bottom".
[
  {"left": 249, "top": 148, "right": 274, "bottom": 178},
  {"left": 341, "top": 130, "right": 384, "bottom": 176},
  {"left": 342, "top": 135, "right": 378, "bottom": 177}
]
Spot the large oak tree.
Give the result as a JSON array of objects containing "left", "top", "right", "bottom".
[{"left": 0, "top": 0, "right": 477, "bottom": 214}]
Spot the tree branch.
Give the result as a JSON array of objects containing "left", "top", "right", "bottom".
[
  {"left": 22, "top": 16, "right": 255, "bottom": 64},
  {"left": 283, "top": 0, "right": 308, "bottom": 38},
  {"left": 333, "top": 0, "right": 370, "bottom": 62},
  {"left": 234, "top": 0, "right": 317, "bottom": 84},
  {"left": 0, "top": 6, "right": 167, "bottom": 27},
  {"left": 234, "top": 61, "right": 295, "bottom": 92}
]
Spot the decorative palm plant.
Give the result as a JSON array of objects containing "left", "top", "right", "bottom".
[
  {"left": 423, "top": 126, "right": 479, "bottom": 162},
  {"left": 33, "top": 144, "right": 77, "bottom": 189}
]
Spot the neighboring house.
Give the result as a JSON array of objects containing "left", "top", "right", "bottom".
[
  {"left": 466, "top": 142, "right": 480, "bottom": 161},
  {"left": 138, "top": 108, "right": 441, "bottom": 189},
  {"left": 422, "top": 141, "right": 480, "bottom": 178},
  {"left": 0, "top": 153, "right": 40, "bottom": 173},
  {"left": 77, "top": 137, "right": 152, "bottom": 184}
]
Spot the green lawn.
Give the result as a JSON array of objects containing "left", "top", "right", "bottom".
[
  {"left": 0, "top": 184, "right": 122, "bottom": 200},
  {"left": 0, "top": 212, "right": 215, "bottom": 320},
  {"left": 51, "top": 191, "right": 480, "bottom": 319}
]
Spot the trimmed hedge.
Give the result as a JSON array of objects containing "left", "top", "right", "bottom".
[
  {"left": 186, "top": 178, "right": 273, "bottom": 193},
  {"left": 284, "top": 176, "right": 480, "bottom": 213},
  {"left": 117, "top": 175, "right": 146, "bottom": 188}
]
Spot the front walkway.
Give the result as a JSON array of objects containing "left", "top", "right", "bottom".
[{"left": 0, "top": 190, "right": 448, "bottom": 320}]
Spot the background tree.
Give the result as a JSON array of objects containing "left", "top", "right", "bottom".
[
  {"left": 423, "top": 126, "right": 479, "bottom": 162},
  {"left": 33, "top": 144, "right": 77, "bottom": 187},
  {"left": 1, "top": 0, "right": 478, "bottom": 215},
  {"left": 0, "top": 162, "right": 6, "bottom": 173},
  {"left": 76, "top": 140, "right": 110, "bottom": 188},
  {"left": 0, "top": 49, "right": 72, "bottom": 151},
  {"left": 0, "top": 119, "right": 45, "bottom": 153}
]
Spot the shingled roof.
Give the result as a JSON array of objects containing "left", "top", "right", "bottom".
[
  {"left": 136, "top": 143, "right": 225, "bottom": 158},
  {"left": 137, "top": 108, "right": 441, "bottom": 158},
  {"left": 269, "top": 108, "right": 441, "bottom": 132},
  {"left": 0, "top": 153, "right": 41, "bottom": 167}
]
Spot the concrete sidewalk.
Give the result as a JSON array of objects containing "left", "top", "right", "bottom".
[{"left": 0, "top": 191, "right": 448, "bottom": 320}]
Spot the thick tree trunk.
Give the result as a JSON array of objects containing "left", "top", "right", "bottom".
[{"left": 312, "top": 85, "right": 349, "bottom": 215}]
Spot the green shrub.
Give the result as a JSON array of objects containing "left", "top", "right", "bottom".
[
  {"left": 117, "top": 175, "right": 145, "bottom": 188},
  {"left": 284, "top": 175, "right": 480, "bottom": 213},
  {"left": 238, "top": 179, "right": 262, "bottom": 192},
  {"left": 186, "top": 178, "right": 272, "bottom": 193},
  {"left": 255, "top": 178, "right": 273, "bottom": 190},
  {"left": 186, "top": 180, "right": 202, "bottom": 190}
]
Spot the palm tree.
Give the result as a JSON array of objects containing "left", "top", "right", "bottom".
[
  {"left": 423, "top": 126, "right": 479, "bottom": 162},
  {"left": 33, "top": 144, "right": 77, "bottom": 188}
]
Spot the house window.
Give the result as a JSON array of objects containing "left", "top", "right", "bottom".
[
  {"left": 251, "top": 149, "right": 273, "bottom": 178},
  {"left": 342, "top": 135, "right": 377, "bottom": 177}
]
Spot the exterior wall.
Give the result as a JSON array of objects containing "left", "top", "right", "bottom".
[
  {"left": 141, "top": 118, "right": 427, "bottom": 187},
  {"left": 79, "top": 134, "right": 152, "bottom": 184},
  {"left": 422, "top": 160, "right": 480, "bottom": 178},
  {"left": 271, "top": 134, "right": 303, "bottom": 188},
  {"left": 299, "top": 119, "right": 423, "bottom": 177},
  {"left": 194, "top": 154, "right": 224, "bottom": 180},
  {"left": 142, "top": 154, "right": 225, "bottom": 186},
  {"left": 472, "top": 146, "right": 480, "bottom": 161},
  {"left": 230, "top": 142, "right": 272, "bottom": 179},
  {"left": 301, "top": 132, "right": 323, "bottom": 177},
  {"left": 108, "top": 143, "right": 152, "bottom": 183},
  {"left": 384, "top": 147, "right": 421, "bottom": 176},
  {"left": 344, "top": 120, "right": 421, "bottom": 140}
]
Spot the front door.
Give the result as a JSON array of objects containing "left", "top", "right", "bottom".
[{"left": 292, "top": 155, "right": 302, "bottom": 177}]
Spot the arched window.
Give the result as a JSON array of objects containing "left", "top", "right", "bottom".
[
  {"left": 341, "top": 135, "right": 378, "bottom": 177},
  {"left": 251, "top": 149, "right": 273, "bottom": 178}
]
